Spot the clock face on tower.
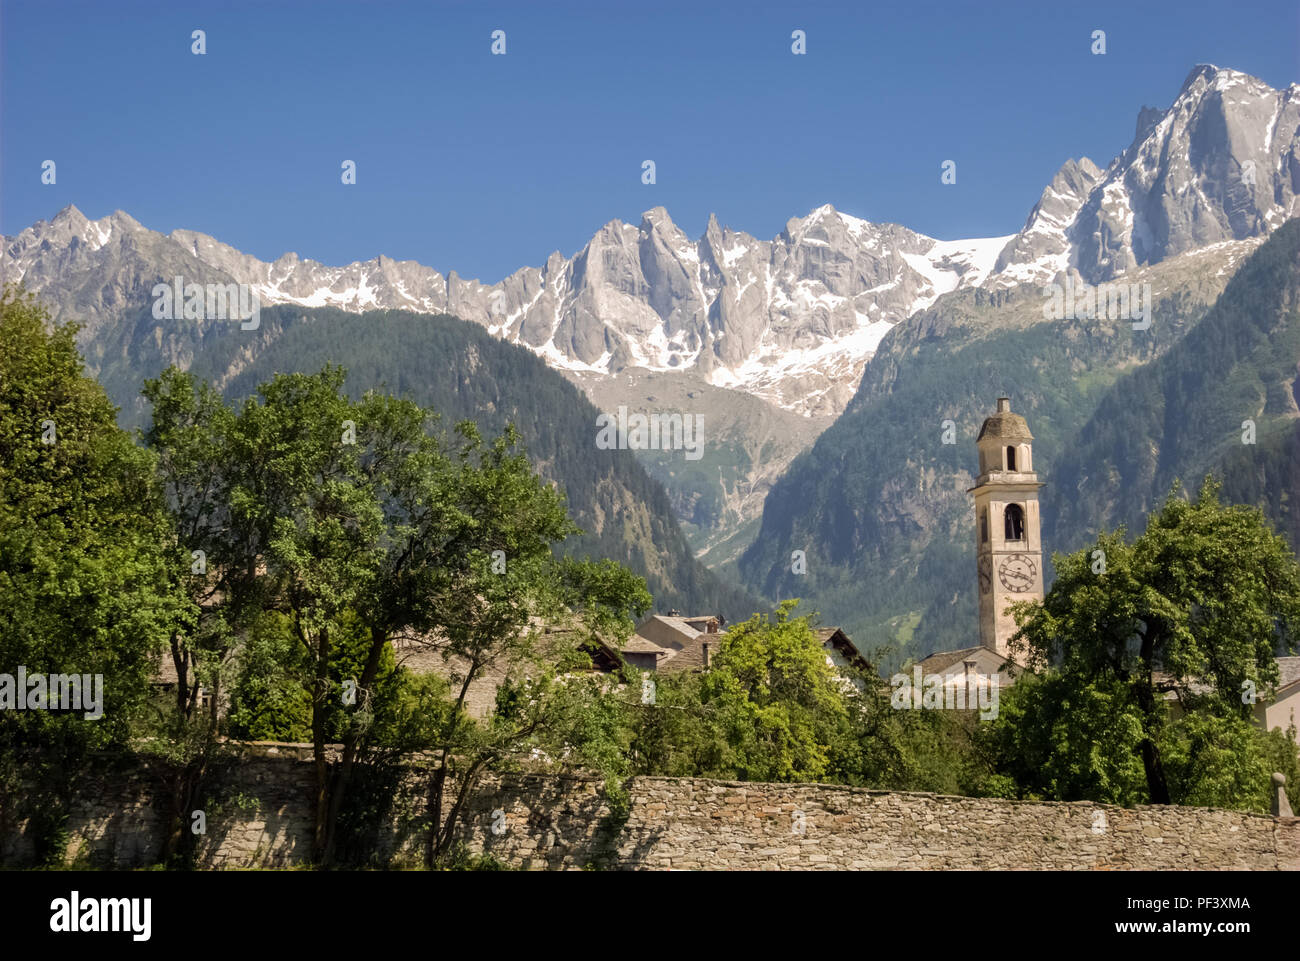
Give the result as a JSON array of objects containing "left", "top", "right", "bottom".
[
  {"left": 997, "top": 554, "right": 1037, "bottom": 593},
  {"left": 978, "top": 555, "right": 992, "bottom": 594}
]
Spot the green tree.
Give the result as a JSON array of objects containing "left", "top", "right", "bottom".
[
  {"left": 237, "top": 369, "right": 388, "bottom": 862},
  {"left": 621, "top": 601, "right": 991, "bottom": 795},
  {"left": 141, "top": 367, "right": 244, "bottom": 725},
  {"left": 143, "top": 362, "right": 652, "bottom": 866},
  {"left": 694, "top": 601, "right": 851, "bottom": 782},
  {"left": 328, "top": 398, "right": 651, "bottom": 868},
  {"left": 139, "top": 368, "right": 248, "bottom": 865},
  {"left": 0, "top": 286, "right": 179, "bottom": 862},
  {"left": 416, "top": 549, "right": 651, "bottom": 867},
  {"left": 224, "top": 609, "right": 402, "bottom": 745},
  {"left": 993, "top": 478, "right": 1300, "bottom": 808}
]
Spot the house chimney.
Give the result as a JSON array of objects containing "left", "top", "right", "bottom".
[{"left": 996, "top": 397, "right": 1010, "bottom": 413}]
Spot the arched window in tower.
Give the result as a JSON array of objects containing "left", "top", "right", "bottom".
[
  {"left": 1006, "top": 446, "right": 1017, "bottom": 470},
  {"left": 980, "top": 509, "right": 988, "bottom": 543},
  {"left": 1005, "top": 503, "right": 1025, "bottom": 541}
]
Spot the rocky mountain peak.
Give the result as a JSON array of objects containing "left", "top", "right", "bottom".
[
  {"left": 640, "top": 206, "right": 678, "bottom": 230},
  {"left": 5, "top": 65, "right": 1296, "bottom": 421},
  {"left": 1178, "top": 62, "right": 1262, "bottom": 95},
  {"left": 105, "top": 209, "right": 145, "bottom": 232},
  {"left": 1134, "top": 105, "right": 1165, "bottom": 143},
  {"left": 994, "top": 66, "right": 1298, "bottom": 286},
  {"left": 50, "top": 204, "right": 89, "bottom": 228}
]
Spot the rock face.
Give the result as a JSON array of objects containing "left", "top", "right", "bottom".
[
  {"left": 4, "top": 66, "right": 1296, "bottom": 422},
  {"left": 995, "top": 65, "right": 1300, "bottom": 286},
  {"left": 4, "top": 204, "right": 1009, "bottom": 419},
  {"left": 993, "top": 157, "right": 1104, "bottom": 284}
]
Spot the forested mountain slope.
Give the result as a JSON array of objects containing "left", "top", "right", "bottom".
[
  {"left": 738, "top": 240, "right": 1262, "bottom": 665},
  {"left": 99, "top": 301, "right": 763, "bottom": 619}
]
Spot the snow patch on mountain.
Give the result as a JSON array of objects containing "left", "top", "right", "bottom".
[{"left": 5, "top": 65, "right": 1297, "bottom": 420}]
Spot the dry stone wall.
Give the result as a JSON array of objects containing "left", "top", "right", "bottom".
[{"left": 4, "top": 745, "right": 1297, "bottom": 870}]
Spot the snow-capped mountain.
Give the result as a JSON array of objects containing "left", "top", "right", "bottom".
[
  {"left": 2, "top": 202, "right": 1009, "bottom": 418},
  {"left": 994, "top": 65, "right": 1300, "bottom": 286},
  {"left": 4, "top": 64, "right": 1297, "bottom": 419}
]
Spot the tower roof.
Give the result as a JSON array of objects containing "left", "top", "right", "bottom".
[{"left": 977, "top": 397, "right": 1033, "bottom": 442}]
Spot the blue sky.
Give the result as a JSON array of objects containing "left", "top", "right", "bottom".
[{"left": 3, "top": 0, "right": 1297, "bottom": 283}]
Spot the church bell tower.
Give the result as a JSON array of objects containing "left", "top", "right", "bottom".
[{"left": 969, "top": 397, "right": 1044, "bottom": 658}]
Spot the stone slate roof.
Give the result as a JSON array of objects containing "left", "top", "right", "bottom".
[
  {"left": 816, "top": 627, "right": 869, "bottom": 669},
  {"left": 1277, "top": 656, "right": 1300, "bottom": 692},
  {"left": 913, "top": 645, "right": 1027, "bottom": 687},
  {"left": 1154, "top": 672, "right": 1214, "bottom": 696},
  {"left": 1148, "top": 657, "right": 1298, "bottom": 701},
  {"left": 647, "top": 615, "right": 705, "bottom": 638},
  {"left": 916, "top": 646, "right": 995, "bottom": 674},
  {"left": 976, "top": 411, "right": 1034, "bottom": 442}
]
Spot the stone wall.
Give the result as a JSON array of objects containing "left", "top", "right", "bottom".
[{"left": 4, "top": 745, "right": 1298, "bottom": 869}]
